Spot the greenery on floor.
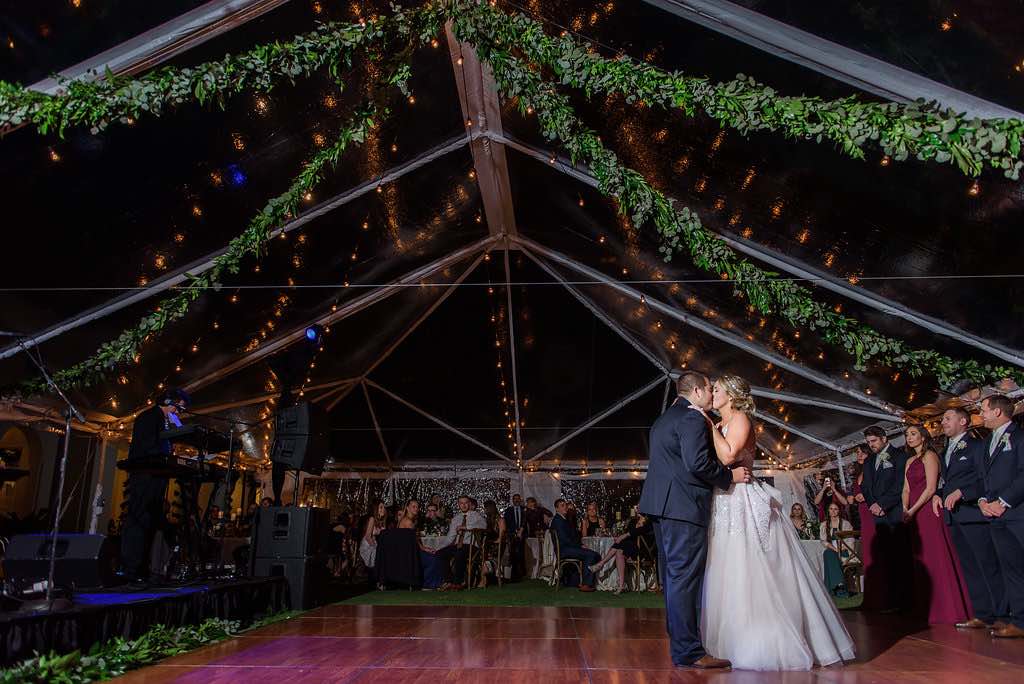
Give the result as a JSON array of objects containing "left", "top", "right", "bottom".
[
  {"left": 834, "top": 593, "right": 865, "bottom": 611},
  {"left": 0, "top": 610, "right": 301, "bottom": 684}
]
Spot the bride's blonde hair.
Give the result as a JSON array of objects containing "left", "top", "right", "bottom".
[{"left": 717, "top": 374, "right": 755, "bottom": 415}]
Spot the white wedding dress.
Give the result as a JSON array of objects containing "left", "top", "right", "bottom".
[{"left": 701, "top": 427, "right": 856, "bottom": 670}]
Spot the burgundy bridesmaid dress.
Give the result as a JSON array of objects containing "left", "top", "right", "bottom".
[
  {"left": 905, "top": 457, "right": 972, "bottom": 624},
  {"left": 853, "top": 476, "right": 879, "bottom": 609}
]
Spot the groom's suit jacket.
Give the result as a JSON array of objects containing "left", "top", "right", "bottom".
[
  {"left": 639, "top": 398, "right": 732, "bottom": 526},
  {"left": 861, "top": 444, "right": 907, "bottom": 526}
]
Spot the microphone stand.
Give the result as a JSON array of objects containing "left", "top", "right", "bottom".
[{"left": 16, "top": 339, "right": 84, "bottom": 613}]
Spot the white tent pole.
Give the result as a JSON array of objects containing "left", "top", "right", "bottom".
[
  {"left": 0, "top": 135, "right": 472, "bottom": 361},
  {"left": 527, "top": 375, "right": 665, "bottom": 463},
  {"left": 494, "top": 133, "right": 1024, "bottom": 371},
  {"left": 503, "top": 246, "right": 525, "bottom": 462},
  {"left": 514, "top": 235, "right": 903, "bottom": 417},
  {"left": 639, "top": 0, "right": 1024, "bottom": 120},
  {"left": 182, "top": 236, "right": 497, "bottom": 393},
  {"left": 364, "top": 379, "right": 515, "bottom": 464},
  {"left": 754, "top": 409, "right": 839, "bottom": 451},
  {"left": 749, "top": 387, "right": 899, "bottom": 422},
  {"left": 361, "top": 380, "right": 392, "bottom": 470}
]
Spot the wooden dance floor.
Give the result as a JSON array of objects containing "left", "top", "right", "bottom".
[{"left": 113, "top": 604, "right": 1024, "bottom": 682}]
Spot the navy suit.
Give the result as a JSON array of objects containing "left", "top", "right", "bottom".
[
  {"left": 503, "top": 505, "right": 527, "bottom": 579},
  {"left": 939, "top": 434, "right": 1007, "bottom": 623},
  {"left": 550, "top": 514, "right": 600, "bottom": 586},
  {"left": 981, "top": 421, "right": 1024, "bottom": 629},
  {"left": 639, "top": 398, "right": 732, "bottom": 666},
  {"left": 861, "top": 445, "right": 910, "bottom": 610}
]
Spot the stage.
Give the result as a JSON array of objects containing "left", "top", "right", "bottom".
[
  {"left": 0, "top": 577, "right": 288, "bottom": 666},
  {"left": 106, "top": 603, "right": 1024, "bottom": 682}
]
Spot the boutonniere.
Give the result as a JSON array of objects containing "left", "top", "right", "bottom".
[
  {"left": 1002, "top": 434, "right": 1012, "bottom": 452},
  {"left": 955, "top": 441, "right": 967, "bottom": 452}
]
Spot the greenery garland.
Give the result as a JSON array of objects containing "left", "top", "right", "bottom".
[
  {"left": 0, "top": 5, "right": 443, "bottom": 136},
  {"left": 447, "top": 10, "right": 1024, "bottom": 388},
  {"left": 24, "top": 107, "right": 378, "bottom": 394},
  {"left": 457, "top": 0, "right": 1024, "bottom": 179},
  {"left": 0, "top": 612, "right": 300, "bottom": 683}
]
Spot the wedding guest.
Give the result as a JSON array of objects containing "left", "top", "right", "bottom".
[
  {"left": 813, "top": 473, "right": 849, "bottom": 519},
  {"left": 820, "top": 502, "right": 853, "bottom": 597},
  {"left": 861, "top": 425, "right": 910, "bottom": 613},
  {"left": 789, "top": 503, "right": 814, "bottom": 540},
  {"left": 590, "top": 513, "right": 653, "bottom": 594},
  {"left": 978, "top": 394, "right": 1024, "bottom": 638},
  {"left": 435, "top": 495, "right": 488, "bottom": 590},
  {"left": 580, "top": 501, "right": 606, "bottom": 538},
  {"left": 429, "top": 493, "right": 448, "bottom": 521},
  {"left": 565, "top": 501, "right": 579, "bottom": 532},
  {"left": 479, "top": 500, "right": 506, "bottom": 587},
  {"left": 900, "top": 424, "right": 972, "bottom": 623},
  {"left": 523, "top": 497, "right": 551, "bottom": 535},
  {"left": 550, "top": 498, "right": 599, "bottom": 591},
  {"left": 260, "top": 496, "right": 273, "bottom": 508},
  {"left": 360, "top": 501, "right": 387, "bottom": 588},
  {"left": 932, "top": 407, "right": 1008, "bottom": 630},
  {"left": 851, "top": 444, "right": 878, "bottom": 607},
  {"left": 503, "top": 493, "right": 528, "bottom": 580}
]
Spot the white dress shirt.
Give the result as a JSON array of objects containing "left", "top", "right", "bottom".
[{"left": 443, "top": 509, "right": 488, "bottom": 547}]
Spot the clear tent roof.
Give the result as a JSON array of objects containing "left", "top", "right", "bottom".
[{"left": 2, "top": 0, "right": 1021, "bottom": 469}]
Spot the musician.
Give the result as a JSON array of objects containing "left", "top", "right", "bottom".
[{"left": 120, "top": 388, "right": 190, "bottom": 584}]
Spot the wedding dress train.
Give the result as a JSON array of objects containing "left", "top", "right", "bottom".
[{"left": 701, "top": 439, "right": 856, "bottom": 670}]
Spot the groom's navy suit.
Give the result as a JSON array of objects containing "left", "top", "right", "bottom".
[{"left": 639, "top": 398, "right": 732, "bottom": 666}]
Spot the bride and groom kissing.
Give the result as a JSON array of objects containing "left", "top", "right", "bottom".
[{"left": 640, "top": 370, "right": 856, "bottom": 671}]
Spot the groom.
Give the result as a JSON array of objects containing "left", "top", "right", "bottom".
[{"left": 640, "top": 371, "right": 750, "bottom": 669}]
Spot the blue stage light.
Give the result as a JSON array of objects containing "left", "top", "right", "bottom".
[
  {"left": 305, "top": 327, "right": 319, "bottom": 341},
  {"left": 227, "top": 164, "right": 246, "bottom": 186}
]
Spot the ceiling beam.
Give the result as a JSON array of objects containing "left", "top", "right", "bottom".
[
  {"left": 181, "top": 235, "right": 497, "bottom": 393},
  {"left": 755, "top": 409, "right": 839, "bottom": 452},
  {"left": 0, "top": 134, "right": 472, "bottom": 361},
  {"left": 640, "top": 0, "right": 1024, "bottom": 120},
  {"left": 29, "top": 0, "right": 291, "bottom": 96},
  {"left": 515, "top": 235, "right": 904, "bottom": 417},
  {"left": 361, "top": 380, "right": 392, "bottom": 470},
  {"left": 445, "top": 21, "right": 517, "bottom": 239},
  {"left": 503, "top": 248, "right": 525, "bottom": 462},
  {"left": 749, "top": 386, "right": 901, "bottom": 423}
]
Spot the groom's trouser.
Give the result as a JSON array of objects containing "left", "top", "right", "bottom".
[{"left": 653, "top": 516, "right": 707, "bottom": 665}]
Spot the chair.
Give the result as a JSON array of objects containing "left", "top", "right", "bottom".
[
  {"left": 464, "top": 529, "right": 487, "bottom": 588},
  {"left": 548, "top": 529, "right": 582, "bottom": 590},
  {"left": 632, "top": 535, "right": 660, "bottom": 592}
]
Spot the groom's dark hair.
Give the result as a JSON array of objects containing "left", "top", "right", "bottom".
[{"left": 675, "top": 370, "right": 709, "bottom": 397}]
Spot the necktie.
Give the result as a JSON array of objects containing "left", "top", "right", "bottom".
[
  {"left": 990, "top": 431, "right": 1000, "bottom": 457},
  {"left": 457, "top": 514, "right": 467, "bottom": 544},
  {"left": 516, "top": 507, "right": 521, "bottom": 528},
  {"left": 945, "top": 440, "right": 956, "bottom": 467}
]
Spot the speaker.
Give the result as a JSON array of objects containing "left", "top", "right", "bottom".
[
  {"left": 252, "top": 506, "right": 332, "bottom": 559},
  {"left": 252, "top": 555, "right": 330, "bottom": 610},
  {"left": 271, "top": 402, "right": 328, "bottom": 474},
  {"left": 4, "top": 534, "right": 117, "bottom": 590}
]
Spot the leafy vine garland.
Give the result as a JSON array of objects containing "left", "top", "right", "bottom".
[
  {"left": 454, "top": 0, "right": 1024, "bottom": 179},
  {"left": 447, "top": 10, "right": 1024, "bottom": 388}
]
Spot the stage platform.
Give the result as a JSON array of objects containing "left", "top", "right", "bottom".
[
  {"left": 0, "top": 577, "right": 288, "bottom": 666},
  {"left": 108, "top": 603, "right": 1024, "bottom": 682}
]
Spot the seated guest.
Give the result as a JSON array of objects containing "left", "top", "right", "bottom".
[
  {"left": 478, "top": 500, "right": 506, "bottom": 587},
  {"left": 375, "top": 499, "right": 421, "bottom": 589},
  {"left": 434, "top": 495, "right": 488, "bottom": 590},
  {"left": 590, "top": 513, "right": 652, "bottom": 594},
  {"left": 790, "top": 503, "right": 814, "bottom": 540},
  {"left": 580, "top": 501, "right": 607, "bottom": 538},
  {"left": 820, "top": 502, "right": 853, "bottom": 597},
  {"left": 422, "top": 502, "right": 447, "bottom": 535},
  {"left": 523, "top": 497, "right": 551, "bottom": 535},
  {"left": 429, "top": 493, "right": 448, "bottom": 521},
  {"left": 565, "top": 501, "right": 579, "bottom": 532},
  {"left": 551, "top": 498, "right": 599, "bottom": 592}
]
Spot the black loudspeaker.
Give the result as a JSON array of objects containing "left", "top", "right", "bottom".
[
  {"left": 271, "top": 402, "right": 328, "bottom": 474},
  {"left": 4, "top": 534, "right": 117, "bottom": 590},
  {"left": 252, "top": 556, "right": 330, "bottom": 610},
  {"left": 252, "top": 506, "right": 332, "bottom": 558}
]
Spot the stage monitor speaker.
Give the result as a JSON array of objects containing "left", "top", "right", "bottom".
[
  {"left": 252, "top": 506, "right": 332, "bottom": 559},
  {"left": 252, "top": 556, "right": 330, "bottom": 610},
  {"left": 271, "top": 402, "right": 328, "bottom": 474},
  {"left": 4, "top": 534, "right": 116, "bottom": 590}
]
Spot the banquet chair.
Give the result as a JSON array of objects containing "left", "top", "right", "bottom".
[
  {"left": 548, "top": 529, "right": 582, "bottom": 590},
  {"left": 465, "top": 530, "right": 487, "bottom": 588},
  {"left": 633, "top": 535, "right": 659, "bottom": 592}
]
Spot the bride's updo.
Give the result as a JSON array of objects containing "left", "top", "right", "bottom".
[{"left": 718, "top": 374, "right": 755, "bottom": 415}]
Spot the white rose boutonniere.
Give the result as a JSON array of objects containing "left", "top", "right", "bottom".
[
  {"left": 878, "top": 452, "right": 894, "bottom": 469},
  {"left": 955, "top": 441, "right": 967, "bottom": 452},
  {"left": 1002, "top": 434, "right": 1012, "bottom": 452}
]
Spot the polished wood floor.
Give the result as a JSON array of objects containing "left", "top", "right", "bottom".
[{"left": 112, "top": 604, "right": 1024, "bottom": 682}]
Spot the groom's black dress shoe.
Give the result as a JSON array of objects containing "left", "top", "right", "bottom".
[{"left": 678, "top": 655, "right": 731, "bottom": 670}]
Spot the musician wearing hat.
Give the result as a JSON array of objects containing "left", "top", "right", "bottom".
[{"left": 120, "top": 388, "right": 190, "bottom": 584}]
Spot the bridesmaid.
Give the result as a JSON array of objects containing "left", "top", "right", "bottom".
[
  {"left": 902, "top": 425, "right": 972, "bottom": 624},
  {"left": 851, "top": 444, "right": 878, "bottom": 608}
]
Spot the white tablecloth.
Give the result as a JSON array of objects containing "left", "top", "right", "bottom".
[
  {"left": 582, "top": 536, "right": 616, "bottom": 590},
  {"left": 799, "top": 539, "right": 825, "bottom": 580},
  {"left": 526, "top": 535, "right": 554, "bottom": 580}
]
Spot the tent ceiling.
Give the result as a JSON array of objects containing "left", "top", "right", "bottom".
[{"left": 2, "top": 0, "right": 1021, "bottom": 467}]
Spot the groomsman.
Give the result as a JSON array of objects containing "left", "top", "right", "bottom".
[
  {"left": 978, "top": 394, "right": 1024, "bottom": 638},
  {"left": 861, "top": 425, "right": 910, "bottom": 613},
  {"left": 932, "top": 407, "right": 1008, "bottom": 629}
]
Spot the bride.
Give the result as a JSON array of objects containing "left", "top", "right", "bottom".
[{"left": 701, "top": 375, "right": 856, "bottom": 670}]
